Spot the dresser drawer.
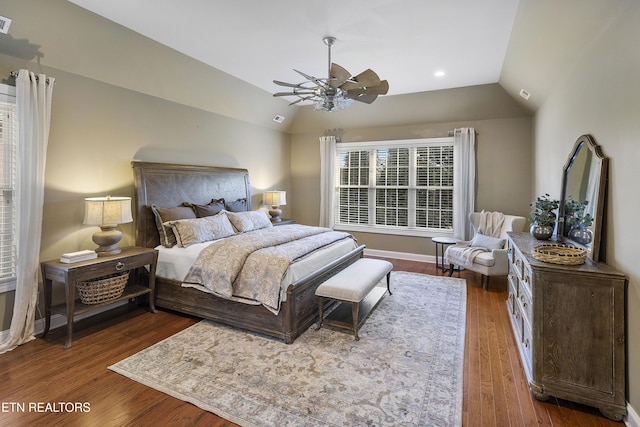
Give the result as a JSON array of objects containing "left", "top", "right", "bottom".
[
  {"left": 507, "top": 283, "right": 517, "bottom": 316},
  {"left": 521, "top": 312, "right": 533, "bottom": 377},
  {"left": 521, "top": 262, "right": 532, "bottom": 294},
  {"left": 75, "top": 251, "right": 155, "bottom": 281},
  {"left": 509, "top": 241, "right": 525, "bottom": 281},
  {"left": 517, "top": 281, "right": 533, "bottom": 322}
]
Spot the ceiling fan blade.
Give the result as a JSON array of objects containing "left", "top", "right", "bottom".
[
  {"left": 348, "top": 80, "right": 388, "bottom": 95},
  {"left": 340, "top": 81, "right": 362, "bottom": 91},
  {"left": 353, "top": 69, "right": 381, "bottom": 87},
  {"left": 375, "top": 80, "right": 389, "bottom": 95},
  {"left": 273, "top": 80, "right": 306, "bottom": 88},
  {"left": 288, "top": 96, "right": 313, "bottom": 106},
  {"left": 294, "top": 69, "right": 326, "bottom": 87},
  {"left": 351, "top": 93, "right": 378, "bottom": 104},
  {"left": 329, "top": 63, "right": 351, "bottom": 88},
  {"left": 273, "top": 92, "right": 315, "bottom": 97}
]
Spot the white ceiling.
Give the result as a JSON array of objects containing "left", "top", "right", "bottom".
[{"left": 68, "top": 0, "right": 520, "bottom": 100}]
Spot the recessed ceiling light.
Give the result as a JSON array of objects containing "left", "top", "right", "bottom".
[{"left": 434, "top": 70, "right": 446, "bottom": 77}]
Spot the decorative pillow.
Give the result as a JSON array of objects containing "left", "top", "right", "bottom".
[
  {"left": 185, "top": 198, "right": 226, "bottom": 218},
  {"left": 225, "top": 198, "right": 247, "bottom": 212},
  {"left": 470, "top": 233, "right": 506, "bottom": 251},
  {"left": 167, "top": 212, "right": 237, "bottom": 247},
  {"left": 151, "top": 205, "right": 197, "bottom": 247},
  {"left": 226, "top": 210, "right": 273, "bottom": 233}
]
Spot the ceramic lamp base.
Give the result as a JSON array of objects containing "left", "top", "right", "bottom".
[
  {"left": 92, "top": 225, "right": 123, "bottom": 256},
  {"left": 268, "top": 206, "right": 282, "bottom": 223}
]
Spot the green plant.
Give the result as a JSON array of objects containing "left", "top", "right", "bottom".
[
  {"left": 529, "top": 193, "right": 560, "bottom": 226},
  {"left": 564, "top": 197, "right": 593, "bottom": 228}
]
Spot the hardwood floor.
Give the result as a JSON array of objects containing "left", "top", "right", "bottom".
[{"left": 0, "top": 259, "right": 624, "bottom": 426}]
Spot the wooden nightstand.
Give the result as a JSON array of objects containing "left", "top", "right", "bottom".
[
  {"left": 272, "top": 218, "right": 295, "bottom": 226},
  {"left": 40, "top": 246, "right": 158, "bottom": 349}
]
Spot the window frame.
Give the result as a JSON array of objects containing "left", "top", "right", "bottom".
[
  {"left": 333, "top": 137, "right": 455, "bottom": 238},
  {"left": 0, "top": 83, "right": 16, "bottom": 293}
]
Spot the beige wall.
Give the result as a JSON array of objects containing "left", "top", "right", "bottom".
[
  {"left": 507, "top": 0, "right": 640, "bottom": 415},
  {"left": 0, "top": 0, "right": 292, "bottom": 326},
  {"left": 290, "top": 85, "right": 532, "bottom": 257}
]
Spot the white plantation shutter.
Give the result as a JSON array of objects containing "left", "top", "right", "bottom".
[
  {"left": 0, "top": 84, "right": 16, "bottom": 291},
  {"left": 335, "top": 138, "right": 454, "bottom": 235}
]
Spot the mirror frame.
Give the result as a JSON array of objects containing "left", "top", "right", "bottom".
[{"left": 559, "top": 134, "right": 608, "bottom": 262}]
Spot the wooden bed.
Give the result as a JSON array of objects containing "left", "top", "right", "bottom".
[{"left": 132, "top": 161, "right": 364, "bottom": 343}]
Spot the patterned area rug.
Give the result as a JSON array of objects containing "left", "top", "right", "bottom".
[{"left": 109, "top": 272, "right": 466, "bottom": 426}]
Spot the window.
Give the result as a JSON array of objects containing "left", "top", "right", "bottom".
[
  {"left": 334, "top": 138, "right": 454, "bottom": 236},
  {"left": 0, "top": 84, "right": 16, "bottom": 293}
]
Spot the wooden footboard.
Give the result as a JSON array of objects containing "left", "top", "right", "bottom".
[{"left": 154, "top": 245, "right": 365, "bottom": 343}]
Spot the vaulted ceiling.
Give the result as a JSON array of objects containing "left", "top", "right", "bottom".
[
  {"left": 67, "top": 0, "right": 520, "bottom": 98},
  {"left": 67, "top": 0, "right": 628, "bottom": 115}
]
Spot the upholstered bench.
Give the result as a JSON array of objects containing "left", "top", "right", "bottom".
[{"left": 315, "top": 258, "right": 393, "bottom": 340}]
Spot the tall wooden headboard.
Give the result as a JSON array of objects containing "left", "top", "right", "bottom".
[{"left": 132, "top": 161, "right": 251, "bottom": 248}]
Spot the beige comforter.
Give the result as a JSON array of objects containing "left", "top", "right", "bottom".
[{"left": 182, "top": 224, "right": 353, "bottom": 314}]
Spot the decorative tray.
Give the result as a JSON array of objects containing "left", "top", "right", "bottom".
[{"left": 532, "top": 243, "right": 586, "bottom": 265}]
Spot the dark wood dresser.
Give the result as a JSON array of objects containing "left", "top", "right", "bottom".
[{"left": 506, "top": 232, "right": 626, "bottom": 421}]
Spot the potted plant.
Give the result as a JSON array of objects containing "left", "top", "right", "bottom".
[
  {"left": 564, "top": 198, "right": 594, "bottom": 245},
  {"left": 529, "top": 193, "right": 559, "bottom": 240}
]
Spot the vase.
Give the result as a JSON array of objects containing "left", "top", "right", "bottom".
[
  {"left": 568, "top": 225, "right": 593, "bottom": 246},
  {"left": 530, "top": 223, "right": 554, "bottom": 240}
]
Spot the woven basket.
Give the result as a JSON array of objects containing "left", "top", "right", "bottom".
[
  {"left": 532, "top": 243, "right": 586, "bottom": 265},
  {"left": 77, "top": 272, "right": 129, "bottom": 304}
]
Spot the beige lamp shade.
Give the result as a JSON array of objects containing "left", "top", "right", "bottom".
[
  {"left": 264, "top": 191, "right": 286, "bottom": 223},
  {"left": 83, "top": 196, "right": 133, "bottom": 226},
  {"left": 264, "top": 191, "right": 286, "bottom": 207},
  {"left": 83, "top": 196, "right": 133, "bottom": 256}
]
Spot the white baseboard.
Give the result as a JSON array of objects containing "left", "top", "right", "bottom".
[
  {"left": 363, "top": 248, "right": 435, "bottom": 264},
  {"left": 627, "top": 402, "right": 640, "bottom": 427}
]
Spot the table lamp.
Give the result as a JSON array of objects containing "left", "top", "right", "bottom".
[
  {"left": 83, "top": 196, "right": 133, "bottom": 256},
  {"left": 264, "top": 190, "right": 286, "bottom": 223}
]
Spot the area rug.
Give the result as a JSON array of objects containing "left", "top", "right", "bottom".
[{"left": 109, "top": 272, "right": 466, "bottom": 426}]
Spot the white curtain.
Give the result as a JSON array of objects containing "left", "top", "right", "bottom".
[
  {"left": 319, "top": 135, "right": 336, "bottom": 228},
  {"left": 0, "top": 70, "right": 54, "bottom": 354},
  {"left": 452, "top": 128, "right": 476, "bottom": 240}
]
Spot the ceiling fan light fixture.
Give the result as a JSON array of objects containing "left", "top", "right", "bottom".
[{"left": 273, "top": 36, "right": 388, "bottom": 112}]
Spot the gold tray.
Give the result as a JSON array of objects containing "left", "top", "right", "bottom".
[{"left": 532, "top": 243, "right": 586, "bottom": 265}]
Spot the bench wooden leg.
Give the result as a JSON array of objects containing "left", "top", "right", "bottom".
[
  {"left": 386, "top": 271, "right": 392, "bottom": 295},
  {"left": 317, "top": 297, "right": 324, "bottom": 330},
  {"left": 352, "top": 302, "right": 360, "bottom": 341}
]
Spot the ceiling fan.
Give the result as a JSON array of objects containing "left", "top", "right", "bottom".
[{"left": 273, "top": 36, "right": 389, "bottom": 112}]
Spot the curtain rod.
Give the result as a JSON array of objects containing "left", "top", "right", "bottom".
[{"left": 9, "top": 71, "right": 54, "bottom": 85}]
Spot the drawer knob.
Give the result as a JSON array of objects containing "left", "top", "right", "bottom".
[
  {"left": 115, "top": 261, "right": 125, "bottom": 271},
  {"left": 520, "top": 295, "right": 528, "bottom": 308}
]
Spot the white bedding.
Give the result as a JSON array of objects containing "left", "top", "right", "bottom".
[{"left": 154, "top": 233, "right": 358, "bottom": 304}]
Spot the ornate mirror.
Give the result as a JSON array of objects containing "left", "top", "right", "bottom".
[{"left": 559, "top": 134, "right": 608, "bottom": 262}]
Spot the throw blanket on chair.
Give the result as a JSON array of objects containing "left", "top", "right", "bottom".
[
  {"left": 444, "top": 211, "right": 506, "bottom": 268},
  {"left": 445, "top": 246, "right": 486, "bottom": 269},
  {"left": 477, "top": 211, "right": 505, "bottom": 237}
]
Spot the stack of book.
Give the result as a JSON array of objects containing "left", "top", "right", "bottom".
[{"left": 59, "top": 249, "right": 97, "bottom": 264}]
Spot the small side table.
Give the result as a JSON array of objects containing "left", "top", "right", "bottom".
[
  {"left": 40, "top": 246, "right": 158, "bottom": 349},
  {"left": 432, "top": 236, "right": 459, "bottom": 273}
]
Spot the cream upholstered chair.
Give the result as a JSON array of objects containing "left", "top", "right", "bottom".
[{"left": 446, "top": 212, "right": 526, "bottom": 291}]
